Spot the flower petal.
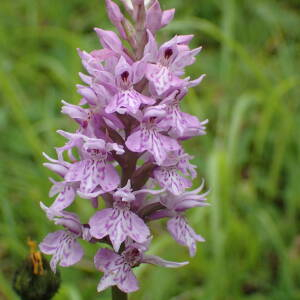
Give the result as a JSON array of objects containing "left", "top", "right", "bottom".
[
  {"left": 95, "top": 248, "right": 139, "bottom": 293},
  {"left": 50, "top": 184, "right": 77, "bottom": 211},
  {"left": 146, "top": 0, "right": 163, "bottom": 33},
  {"left": 40, "top": 231, "right": 83, "bottom": 273},
  {"left": 79, "top": 160, "right": 105, "bottom": 194},
  {"left": 90, "top": 208, "right": 127, "bottom": 251},
  {"left": 90, "top": 208, "right": 149, "bottom": 252},
  {"left": 100, "top": 163, "right": 121, "bottom": 192},
  {"left": 94, "top": 28, "right": 123, "bottom": 54},
  {"left": 59, "top": 239, "right": 84, "bottom": 267},
  {"left": 153, "top": 167, "right": 191, "bottom": 195},
  {"left": 142, "top": 254, "right": 188, "bottom": 268},
  {"left": 126, "top": 211, "right": 150, "bottom": 243},
  {"left": 117, "top": 269, "right": 139, "bottom": 293},
  {"left": 94, "top": 248, "right": 121, "bottom": 271},
  {"left": 39, "top": 230, "right": 65, "bottom": 255},
  {"left": 105, "top": 0, "right": 126, "bottom": 39},
  {"left": 126, "top": 127, "right": 180, "bottom": 165},
  {"left": 144, "top": 30, "right": 159, "bottom": 62},
  {"left": 146, "top": 64, "right": 173, "bottom": 95},
  {"left": 65, "top": 161, "right": 84, "bottom": 182},
  {"left": 106, "top": 91, "right": 141, "bottom": 114},
  {"left": 68, "top": 160, "right": 119, "bottom": 196},
  {"left": 125, "top": 129, "right": 147, "bottom": 153},
  {"left": 89, "top": 208, "right": 114, "bottom": 240},
  {"left": 161, "top": 9, "right": 175, "bottom": 27},
  {"left": 97, "top": 274, "right": 116, "bottom": 292},
  {"left": 167, "top": 216, "right": 204, "bottom": 257}
]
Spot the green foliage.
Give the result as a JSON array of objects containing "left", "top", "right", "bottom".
[{"left": 0, "top": 0, "right": 299, "bottom": 299}]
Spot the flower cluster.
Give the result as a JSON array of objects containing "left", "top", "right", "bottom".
[{"left": 40, "top": 0, "right": 209, "bottom": 294}]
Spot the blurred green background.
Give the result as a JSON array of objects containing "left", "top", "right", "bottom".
[{"left": 0, "top": 0, "right": 300, "bottom": 299}]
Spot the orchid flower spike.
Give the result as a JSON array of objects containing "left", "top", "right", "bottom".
[{"left": 39, "top": 0, "right": 209, "bottom": 296}]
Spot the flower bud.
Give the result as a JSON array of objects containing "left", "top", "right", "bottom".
[
  {"left": 13, "top": 241, "right": 61, "bottom": 300},
  {"left": 105, "top": 0, "right": 127, "bottom": 39}
]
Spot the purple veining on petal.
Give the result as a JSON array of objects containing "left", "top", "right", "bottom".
[
  {"left": 58, "top": 134, "right": 122, "bottom": 197},
  {"left": 89, "top": 201, "right": 150, "bottom": 251},
  {"left": 48, "top": 180, "right": 78, "bottom": 211},
  {"left": 126, "top": 115, "right": 180, "bottom": 165},
  {"left": 158, "top": 88, "right": 208, "bottom": 138},
  {"left": 167, "top": 215, "right": 205, "bottom": 257},
  {"left": 144, "top": 31, "right": 203, "bottom": 95},
  {"left": 94, "top": 240, "right": 188, "bottom": 293},
  {"left": 104, "top": 56, "right": 155, "bottom": 115},
  {"left": 153, "top": 166, "right": 192, "bottom": 195},
  {"left": 94, "top": 248, "right": 139, "bottom": 293},
  {"left": 40, "top": 230, "right": 83, "bottom": 273}
]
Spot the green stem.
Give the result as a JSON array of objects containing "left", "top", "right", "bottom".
[{"left": 112, "top": 286, "right": 128, "bottom": 300}]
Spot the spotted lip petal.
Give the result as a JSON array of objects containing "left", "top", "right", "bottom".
[
  {"left": 39, "top": 230, "right": 84, "bottom": 273},
  {"left": 106, "top": 89, "right": 154, "bottom": 115},
  {"left": 89, "top": 206, "right": 150, "bottom": 252},
  {"left": 94, "top": 248, "right": 139, "bottom": 293},
  {"left": 125, "top": 121, "right": 180, "bottom": 165},
  {"left": 159, "top": 104, "right": 207, "bottom": 138},
  {"left": 58, "top": 134, "right": 123, "bottom": 196},
  {"left": 146, "top": 64, "right": 175, "bottom": 95},
  {"left": 66, "top": 159, "right": 120, "bottom": 197},
  {"left": 153, "top": 166, "right": 192, "bottom": 195},
  {"left": 167, "top": 215, "right": 205, "bottom": 257},
  {"left": 158, "top": 89, "right": 207, "bottom": 138},
  {"left": 94, "top": 243, "right": 187, "bottom": 293}
]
